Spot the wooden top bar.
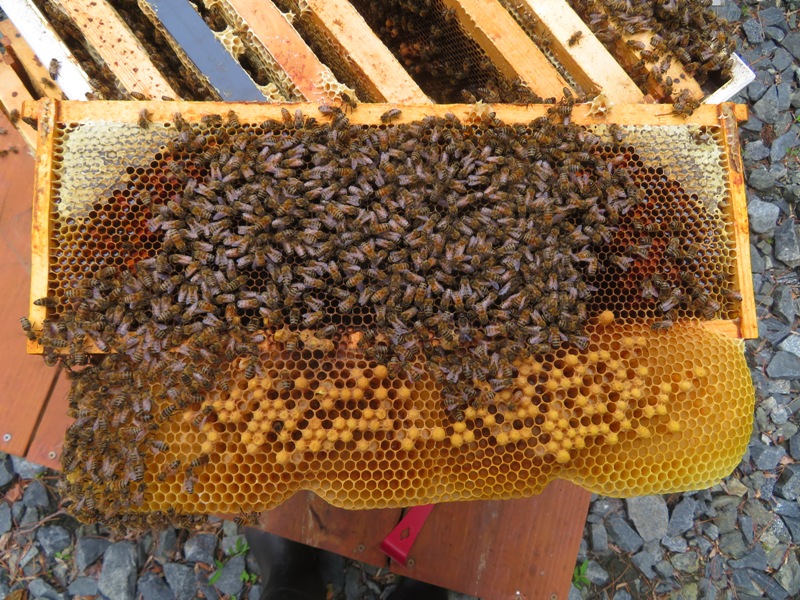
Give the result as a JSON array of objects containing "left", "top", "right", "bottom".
[
  {"left": 220, "top": 0, "right": 343, "bottom": 102},
  {"left": 514, "top": 0, "right": 643, "bottom": 103},
  {"left": 51, "top": 0, "right": 178, "bottom": 99},
  {"left": 0, "top": 20, "right": 65, "bottom": 101},
  {"left": 444, "top": 0, "right": 572, "bottom": 99},
  {"left": 0, "top": 0, "right": 94, "bottom": 100},
  {"left": 22, "top": 98, "right": 739, "bottom": 127},
  {"left": 301, "top": 0, "right": 431, "bottom": 104}
]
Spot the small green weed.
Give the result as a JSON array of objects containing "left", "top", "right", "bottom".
[{"left": 572, "top": 560, "right": 590, "bottom": 590}]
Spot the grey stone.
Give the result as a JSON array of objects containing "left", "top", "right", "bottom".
[
  {"left": 213, "top": 554, "right": 244, "bottom": 598},
  {"left": 590, "top": 522, "right": 608, "bottom": 554},
  {"left": 184, "top": 533, "right": 217, "bottom": 565},
  {"left": 164, "top": 562, "right": 195, "bottom": 600},
  {"left": 195, "top": 570, "right": 220, "bottom": 600},
  {"left": 781, "top": 31, "right": 800, "bottom": 60},
  {"left": 772, "top": 128, "right": 800, "bottom": 163},
  {"left": 68, "top": 577, "right": 98, "bottom": 597},
  {"left": 759, "top": 7, "right": 788, "bottom": 29},
  {"left": 27, "top": 578, "right": 62, "bottom": 600},
  {"left": 671, "top": 550, "right": 699, "bottom": 573},
  {"left": 749, "top": 167, "right": 776, "bottom": 191},
  {"left": 777, "top": 82, "right": 793, "bottom": 113},
  {"left": 221, "top": 534, "right": 246, "bottom": 556},
  {"left": 138, "top": 571, "right": 174, "bottom": 600},
  {"left": 751, "top": 443, "right": 787, "bottom": 470},
  {"left": 790, "top": 435, "right": 800, "bottom": 460},
  {"left": 0, "top": 503, "right": 11, "bottom": 535},
  {"left": 739, "top": 514, "right": 755, "bottom": 545},
  {"left": 612, "top": 592, "right": 632, "bottom": 600},
  {"left": 0, "top": 454, "right": 13, "bottom": 487},
  {"left": 606, "top": 516, "right": 643, "bottom": 553},
  {"left": 98, "top": 541, "right": 137, "bottom": 600},
  {"left": 778, "top": 335, "right": 800, "bottom": 358},
  {"left": 753, "top": 86, "right": 780, "bottom": 124},
  {"left": 702, "top": 522, "right": 720, "bottom": 541},
  {"left": 36, "top": 526, "right": 71, "bottom": 558},
  {"left": 773, "top": 48, "right": 793, "bottom": 71},
  {"left": 23, "top": 480, "right": 49, "bottom": 509},
  {"left": 719, "top": 530, "right": 747, "bottom": 559},
  {"left": 751, "top": 569, "right": 790, "bottom": 600},
  {"left": 776, "top": 551, "right": 800, "bottom": 595},
  {"left": 626, "top": 496, "right": 668, "bottom": 542},
  {"left": 632, "top": 550, "right": 657, "bottom": 579},
  {"left": 344, "top": 566, "right": 361, "bottom": 600},
  {"left": 10, "top": 456, "right": 45, "bottom": 480},
  {"left": 733, "top": 569, "right": 764, "bottom": 597},
  {"left": 18, "top": 507, "right": 39, "bottom": 532},
  {"left": 744, "top": 140, "right": 771, "bottom": 162},
  {"left": 775, "top": 219, "right": 800, "bottom": 267},
  {"left": 773, "top": 498, "right": 800, "bottom": 518},
  {"left": 673, "top": 583, "right": 698, "bottom": 600},
  {"left": 742, "top": 18, "right": 764, "bottom": 43},
  {"left": 748, "top": 197, "right": 780, "bottom": 234},
  {"left": 590, "top": 497, "right": 623, "bottom": 517},
  {"left": 750, "top": 244, "right": 766, "bottom": 272},
  {"left": 767, "top": 352, "right": 800, "bottom": 380},
  {"left": 667, "top": 497, "right": 696, "bottom": 536},
  {"left": 771, "top": 404, "right": 790, "bottom": 425},
  {"left": 584, "top": 560, "right": 608, "bottom": 585},
  {"left": 776, "top": 465, "right": 800, "bottom": 500},
  {"left": 21, "top": 546, "right": 39, "bottom": 569},
  {"left": 655, "top": 559, "right": 674, "bottom": 579},
  {"left": 248, "top": 584, "right": 262, "bottom": 600},
  {"left": 155, "top": 528, "right": 177, "bottom": 564},
  {"left": 75, "top": 537, "right": 109, "bottom": 572},
  {"left": 661, "top": 535, "right": 688, "bottom": 553},
  {"left": 730, "top": 546, "right": 768, "bottom": 570}
]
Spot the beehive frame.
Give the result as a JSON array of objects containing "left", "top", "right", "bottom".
[
  {"left": 24, "top": 99, "right": 755, "bottom": 349},
  {"left": 23, "top": 99, "right": 756, "bottom": 517}
]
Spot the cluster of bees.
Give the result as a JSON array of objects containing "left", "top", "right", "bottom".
[
  {"left": 349, "top": 0, "right": 542, "bottom": 104},
  {"left": 568, "top": 0, "right": 736, "bottom": 93},
  {"left": 29, "top": 97, "right": 738, "bottom": 525}
]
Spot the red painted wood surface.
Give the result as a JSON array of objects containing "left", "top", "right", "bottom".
[
  {"left": 25, "top": 369, "right": 71, "bottom": 470},
  {"left": 0, "top": 110, "right": 60, "bottom": 458},
  {"left": 258, "top": 490, "right": 403, "bottom": 567},
  {"left": 391, "top": 482, "right": 591, "bottom": 600}
]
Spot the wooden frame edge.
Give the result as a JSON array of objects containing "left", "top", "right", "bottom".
[
  {"left": 28, "top": 98, "right": 57, "bottom": 353},
  {"left": 717, "top": 103, "right": 756, "bottom": 339}
]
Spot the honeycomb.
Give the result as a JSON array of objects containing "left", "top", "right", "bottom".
[
  {"left": 28, "top": 101, "right": 753, "bottom": 527},
  {"left": 343, "top": 0, "right": 536, "bottom": 103},
  {"left": 496, "top": 0, "right": 583, "bottom": 96}
]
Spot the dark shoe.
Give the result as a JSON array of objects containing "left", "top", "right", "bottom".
[
  {"left": 245, "top": 528, "right": 326, "bottom": 600},
  {"left": 387, "top": 577, "right": 449, "bottom": 600}
]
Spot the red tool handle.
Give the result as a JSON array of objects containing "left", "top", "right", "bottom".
[{"left": 380, "top": 504, "right": 435, "bottom": 565}]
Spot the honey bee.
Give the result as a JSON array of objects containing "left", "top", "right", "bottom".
[
  {"left": 567, "top": 31, "right": 583, "bottom": 46},
  {"left": 651, "top": 319, "right": 673, "bottom": 331},
  {"left": 20, "top": 317, "right": 37, "bottom": 341},
  {"left": 138, "top": 109, "right": 152, "bottom": 128},
  {"left": 380, "top": 109, "right": 402, "bottom": 123}
]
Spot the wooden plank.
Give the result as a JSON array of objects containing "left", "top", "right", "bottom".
[
  {"left": 0, "top": 108, "right": 60, "bottom": 457},
  {"left": 51, "top": 0, "right": 178, "bottom": 99},
  {"left": 444, "top": 0, "right": 571, "bottom": 99},
  {"left": 391, "top": 482, "right": 591, "bottom": 600},
  {"left": 27, "top": 99, "right": 58, "bottom": 350},
  {"left": 0, "top": 60, "right": 37, "bottom": 148},
  {"left": 35, "top": 99, "right": 736, "bottom": 128},
  {"left": 718, "top": 102, "right": 757, "bottom": 340},
  {"left": 0, "top": 20, "right": 64, "bottom": 101},
  {"left": 0, "top": 0, "right": 94, "bottom": 100},
  {"left": 25, "top": 369, "right": 71, "bottom": 470},
  {"left": 214, "top": 0, "right": 337, "bottom": 102},
  {"left": 258, "top": 490, "right": 401, "bottom": 567},
  {"left": 138, "top": 0, "right": 265, "bottom": 101},
  {"left": 302, "top": 0, "right": 431, "bottom": 104},
  {"left": 512, "top": 0, "right": 642, "bottom": 103}
]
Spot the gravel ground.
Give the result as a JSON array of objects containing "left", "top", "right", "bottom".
[{"left": 1, "top": 1, "right": 799, "bottom": 599}]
